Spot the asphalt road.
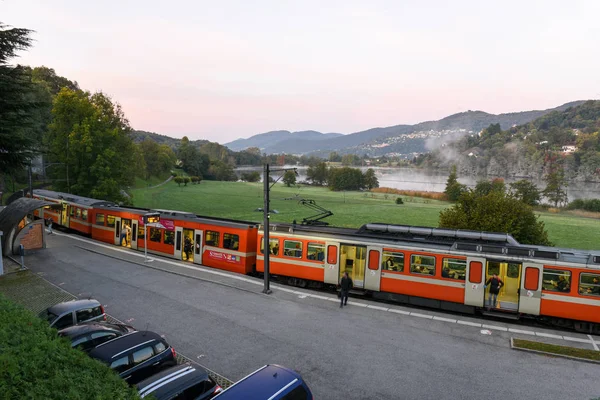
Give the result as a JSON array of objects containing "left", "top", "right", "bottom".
[{"left": 28, "top": 234, "right": 600, "bottom": 400}]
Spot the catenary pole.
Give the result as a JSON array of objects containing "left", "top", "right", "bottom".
[{"left": 263, "top": 163, "right": 271, "bottom": 294}]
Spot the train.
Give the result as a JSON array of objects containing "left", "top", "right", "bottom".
[{"left": 31, "top": 189, "right": 600, "bottom": 334}]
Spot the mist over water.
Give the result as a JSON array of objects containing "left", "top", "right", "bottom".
[{"left": 235, "top": 166, "right": 600, "bottom": 201}]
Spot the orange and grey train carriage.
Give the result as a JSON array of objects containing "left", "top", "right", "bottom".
[{"left": 256, "top": 223, "right": 600, "bottom": 333}]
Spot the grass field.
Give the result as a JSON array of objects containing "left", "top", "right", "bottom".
[
  {"left": 512, "top": 338, "right": 600, "bottom": 362},
  {"left": 130, "top": 181, "right": 600, "bottom": 250}
]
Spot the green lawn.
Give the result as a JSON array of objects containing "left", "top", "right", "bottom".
[
  {"left": 512, "top": 338, "right": 600, "bottom": 362},
  {"left": 130, "top": 181, "right": 600, "bottom": 250}
]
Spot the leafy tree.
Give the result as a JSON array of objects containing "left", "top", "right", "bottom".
[
  {"left": 177, "top": 136, "right": 210, "bottom": 177},
  {"left": 140, "top": 139, "right": 176, "bottom": 179},
  {"left": 329, "top": 152, "right": 341, "bottom": 162},
  {"left": 282, "top": 170, "right": 296, "bottom": 187},
  {"left": 444, "top": 165, "right": 467, "bottom": 201},
  {"left": 509, "top": 180, "right": 541, "bottom": 206},
  {"left": 543, "top": 168, "right": 568, "bottom": 207},
  {"left": 341, "top": 154, "right": 359, "bottom": 166},
  {"left": 363, "top": 168, "right": 379, "bottom": 190},
  {"left": 307, "top": 162, "right": 328, "bottom": 186},
  {"left": 328, "top": 167, "right": 363, "bottom": 191},
  {"left": 46, "top": 88, "right": 135, "bottom": 202},
  {"left": 207, "top": 160, "right": 236, "bottom": 181},
  {"left": 241, "top": 171, "right": 261, "bottom": 182},
  {"left": 0, "top": 23, "right": 42, "bottom": 176},
  {"left": 439, "top": 190, "right": 551, "bottom": 246},
  {"left": 396, "top": 197, "right": 404, "bottom": 205},
  {"left": 30, "top": 66, "right": 79, "bottom": 96},
  {"left": 474, "top": 178, "right": 505, "bottom": 197},
  {"left": 174, "top": 176, "right": 184, "bottom": 186},
  {"left": 183, "top": 176, "right": 191, "bottom": 186},
  {"left": 190, "top": 175, "right": 201, "bottom": 184}
]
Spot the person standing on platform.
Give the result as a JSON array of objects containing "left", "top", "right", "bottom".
[
  {"left": 184, "top": 236, "right": 192, "bottom": 260},
  {"left": 485, "top": 274, "right": 503, "bottom": 309},
  {"left": 47, "top": 218, "right": 53, "bottom": 235},
  {"left": 340, "top": 272, "right": 353, "bottom": 308},
  {"left": 124, "top": 224, "right": 132, "bottom": 246}
]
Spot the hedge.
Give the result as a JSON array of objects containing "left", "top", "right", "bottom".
[{"left": 0, "top": 294, "right": 140, "bottom": 400}]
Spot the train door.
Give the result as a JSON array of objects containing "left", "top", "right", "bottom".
[
  {"left": 61, "top": 203, "right": 69, "bottom": 227},
  {"left": 486, "top": 260, "right": 522, "bottom": 311},
  {"left": 180, "top": 228, "right": 194, "bottom": 262},
  {"left": 518, "top": 262, "right": 543, "bottom": 315},
  {"left": 131, "top": 220, "right": 138, "bottom": 250},
  {"left": 174, "top": 227, "right": 183, "bottom": 260},
  {"left": 121, "top": 219, "right": 132, "bottom": 248},
  {"left": 465, "top": 257, "right": 485, "bottom": 307},
  {"left": 324, "top": 242, "right": 339, "bottom": 285},
  {"left": 364, "top": 246, "right": 382, "bottom": 291},
  {"left": 193, "top": 230, "right": 203, "bottom": 265},
  {"left": 113, "top": 217, "right": 122, "bottom": 245},
  {"left": 339, "top": 244, "right": 366, "bottom": 289}
]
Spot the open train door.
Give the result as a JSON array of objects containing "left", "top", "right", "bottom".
[
  {"left": 465, "top": 257, "right": 486, "bottom": 307},
  {"left": 60, "top": 202, "right": 69, "bottom": 227},
  {"left": 174, "top": 227, "right": 183, "bottom": 260},
  {"left": 193, "top": 229, "right": 203, "bottom": 265},
  {"left": 131, "top": 220, "right": 138, "bottom": 250},
  {"left": 518, "top": 262, "right": 543, "bottom": 315},
  {"left": 364, "top": 246, "right": 382, "bottom": 291},
  {"left": 324, "top": 242, "right": 340, "bottom": 286},
  {"left": 113, "top": 217, "right": 122, "bottom": 245}
]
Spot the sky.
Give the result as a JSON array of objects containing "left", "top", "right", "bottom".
[{"left": 2, "top": 0, "right": 600, "bottom": 143}]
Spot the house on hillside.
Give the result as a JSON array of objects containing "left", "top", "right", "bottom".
[{"left": 561, "top": 145, "right": 577, "bottom": 153}]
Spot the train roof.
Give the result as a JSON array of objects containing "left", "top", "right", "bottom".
[
  {"left": 33, "top": 189, "right": 115, "bottom": 207},
  {"left": 261, "top": 222, "right": 600, "bottom": 266}
]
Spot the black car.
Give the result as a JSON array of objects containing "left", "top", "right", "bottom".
[
  {"left": 58, "top": 322, "right": 136, "bottom": 352},
  {"left": 41, "top": 299, "right": 106, "bottom": 330},
  {"left": 88, "top": 330, "right": 177, "bottom": 384},
  {"left": 137, "top": 363, "right": 223, "bottom": 399}
]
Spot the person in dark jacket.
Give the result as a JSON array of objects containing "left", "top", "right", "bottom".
[
  {"left": 339, "top": 272, "right": 353, "bottom": 308},
  {"left": 485, "top": 274, "right": 503, "bottom": 308}
]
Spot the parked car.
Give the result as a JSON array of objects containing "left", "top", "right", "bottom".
[
  {"left": 41, "top": 299, "right": 106, "bottom": 330},
  {"left": 137, "top": 363, "right": 223, "bottom": 399},
  {"left": 212, "top": 365, "right": 313, "bottom": 400},
  {"left": 88, "top": 330, "right": 177, "bottom": 385},
  {"left": 58, "top": 322, "right": 136, "bottom": 352}
]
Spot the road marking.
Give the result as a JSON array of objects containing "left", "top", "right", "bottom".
[
  {"left": 588, "top": 335, "right": 599, "bottom": 351},
  {"left": 480, "top": 329, "right": 492, "bottom": 335},
  {"left": 508, "top": 328, "right": 535, "bottom": 336},
  {"left": 52, "top": 232, "right": 594, "bottom": 344}
]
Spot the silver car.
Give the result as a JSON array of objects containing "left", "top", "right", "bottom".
[{"left": 41, "top": 299, "right": 106, "bottom": 329}]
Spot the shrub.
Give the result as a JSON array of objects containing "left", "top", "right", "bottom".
[
  {"left": 567, "top": 198, "right": 600, "bottom": 213},
  {"left": 395, "top": 197, "right": 404, "bottom": 205},
  {"left": 0, "top": 294, "right": 139, "bottom": 400}
]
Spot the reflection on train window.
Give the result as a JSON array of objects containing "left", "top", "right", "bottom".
[
  {"left": 442, "top": 258, "right": 466, "bottom": 280},
  {"left": 382, "top": 251, "right": 404, "bottom": 272},
  {"left": 137, "top": 226, "right": 145, "bottom": 239},
  {"left": 70, "top": 207, "right": 75, "bottom": 217},
  {"left": 507, "top": 263, "right": 520, "bottom": 278},
  {"left": 205, "top": 231, "right": 219, "bottom": 247},
  {"left": 410, "top": 255, "right": 435, "bottom": 275},
  {"left": 486, "top": 262, "right": 500, "bottom": 276},
  {"left": 284, "top": 241, "right": 303, "bottom": 258},
  {"left": 164, "top": 231, "right": 174, "bottom": 246},
  {"left": 95, "top": 214, "right": 105, "bottom": 225},
  {"left": 76, "top": 208, "right": 82, "bottom": 219},
  {"left": 260, "top": 238, "right": 280, "bottom": 255},
  {"left": 223, "top": 233, "right": 239, "bottom": 250},
  {"left": 82, "top": 209, "right": 88, "bottom": 220},
  {"left": 542, "top": 269, "right": 571, "bottom": 293},
  {"left": 149, "top": 228, "right": 162, "bottom": 243},
  {"left": 579, "top": 273, "right": 600, "bottom": 296},
  {"left": 307, "top": 243, "right": 325, "bottom": 262},
  {"left": 107, "top": 215, "right": 116, "bottom": 228}
]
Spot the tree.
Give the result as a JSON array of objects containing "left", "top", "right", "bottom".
[
  {"left": 282, "top": 170, "right": 296, "bottom": 187},
  {"left": 543, "top": 168, "right": 568, "bottom": 207},
  {"left": 307, "top": 162, "right": 328, "bottom": 186},
  {"left": 509, "top": 180, "right": 541, "bottom": 206},
  {"left": 140, "top": 139, "right": 176, "bottom": 179},
  {"left": 329, "top": 152, "right": 341, "bottom": 162},
  {"left": 0, "top": 23, "right": 41, "bottom": 176},
  {"left": 444, "top": 165, "right": 467, "bottom": 201},
  {"left": 183, "top": 176, "right": 191, "bottom": 186},
  {"left": 328, "top": 167, "right": 364, "bottom": 191},
  {"left": 341, "top": 154, "right": 359, "bottom": 166},
  {"left": 439, "top": 190, "right": 551, "bottom": 246},
  {"left": 46, "top": 88, "right": 135, "bottom": 202},
  {"left": 174, "top": 176, "right": 184, "bottom": 186},
  {"left": 241, "top": 171, "right": 261, "bottom": 182},
  {"left": 363, "top": 168, "right": 379, "bottom": 190},
  {"left": 474, "top": 178, "right": 505, "bottom": 197}
]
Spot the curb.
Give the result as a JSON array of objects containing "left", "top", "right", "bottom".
[{"left": 510, "top": 337, "right": 600, "bottom": 365}]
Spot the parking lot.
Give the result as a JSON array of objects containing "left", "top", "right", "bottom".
[{"left": 4, "top": 233, "right": 600, "bottom": 400}]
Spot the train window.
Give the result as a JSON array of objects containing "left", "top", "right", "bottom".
[
  {"left": 107, "top": 216, "right": 116, "bottom": 228},
  {"left": 368, "top": 250, "right": 380, "bottom": 270},
  {"left": 579, "top": 273, "right": 600, "bottom": 297},
  {"left": 76, "top": 208, "right": 82, "bottom": 219},
  {"left": 507, "top": 263, "right": 520, "bottom": 278},
  {"left": 95, "top": 214, "right": 105, "bottom": 225},
  {"left": 223, "top": 233, "right": 239, "bottom": 250},
  {"left": 164, "top": 231, "right": 174, "bottom": 246},
  {"left": 327, "top": 245, "right": 338, "bottom": 264},
  {"left": 442, "top": 258, "right": 466, "bottom": 280},
  {"left": 137, "top": 225, "right": 145, "bottom": 240},
  {"left": 70, "top": 207, "right": 75, "bottom": 217},
  {"left": 307, "top": 243, "right": 325, "bottom": 262},
  {"left": 149, "top": 228, "right": 162, "bottom": 243},
  {"left": 205, "top": 231, "right": 219, "bottom": 247},
  {"left": 542, "top": 269, "right": 571, "bottom": 293},
  {"left": 82, "top": 209, "right": 88, "bottom": 220},
  {"left": 284, "top": 241, "right": 303, "bottom": 258},
  {"left": 469, "top": 261, "right": 483, "bottom": 283},
  {"left": 382, "top": 251, "right": 404, "bottom": 272},
  {"left": 410, "top": 255, "right": 435, "bottom": 275},
  {"left": 260, "top": 238, "right": 280, "bottom": 255},
  {"left": 524, "top": 267, "right": 540, "bottom": 291}
]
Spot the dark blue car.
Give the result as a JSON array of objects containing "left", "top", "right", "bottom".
[{"left": 213, "top": 364, "right": 313, "bottom": 400}]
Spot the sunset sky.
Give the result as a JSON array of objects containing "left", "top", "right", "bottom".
[{"left": 3, "top": 0, "right": 599, "bottom": 143}]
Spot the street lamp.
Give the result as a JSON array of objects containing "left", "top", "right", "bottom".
[{"left": 262, "top": 163, "right": 298, "bottom": 294}]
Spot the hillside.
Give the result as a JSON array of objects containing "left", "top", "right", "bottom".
[
  {"left": 131, "top": 130, "right": 209, "bottom": 150},
  {"left": 223, "top": 101, "right": 585, "bottom": 157}
]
